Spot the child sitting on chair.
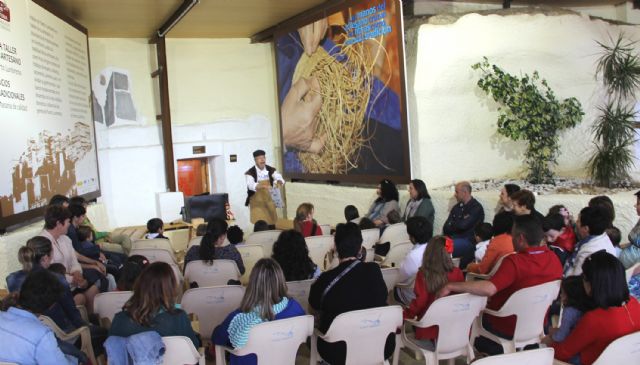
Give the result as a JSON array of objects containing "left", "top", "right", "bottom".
[{"left": 144, "top": 218, "right": 168, "bottom": 240}]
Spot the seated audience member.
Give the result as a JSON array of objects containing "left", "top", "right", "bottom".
[
  {"left": 144, "top": 218, "right": 167, "bottom": 239},
  {"left": 544, "top": 213, "right": 576, "bottom": 265},
  {"left": 547, "top": 205, "right": 577, "bottom": 251},
  {"left": 367, "top": 179, "right": 401, "bottom": 227},
  {"left": 542, "top": 276, "right": 590, "bottom": 348},
  {"left": 184, "top": 218, "right": 245, "bottom": 275},
  {"left": 588, "top": 195, "right": 615, "bottom": 227},
  {"left": 227, "top": 225, "right": 244, "bottom": 245},
  {"left": 195, "top": 223, "right": 208, "bottom": 237},
  {"left": 39, "top": 205, "right": 100, "bottom": 312},
  {"left": 0, "top": 270, "right": 75, "bottom": 365},
  {"left": 6, "top": 237, "right": 85, "bottom": 332},
  {"left": 358, "top": 217, "right": 377, "bottom": 230},
  {"left": 510, "top": 189, "right": 544, "bottom": 223},
  {"left": 564, "top": 206, "right": 616, "bottom": 276},
  {"left": 606, "top": 226, "right": 622, "bottom": 257},
  {"left": 253, "top": 220, "right": 270, "bottom": 233},
  {"left": 403, "top": 236, "right": 464, "bottom": 348},
  {"left": 69, "top": 196, "right": 132, "bottom": 254},
  {"left": 271, "top": 230, "right": 321, "bottom": 281},
  {"left": 443, "top": 181, "right": 484, "bottom": 269},
  {"left": 394, "top": 216, "right": 434, "bottom": 305},
  {"left": 473, "top": 222, "right": 493, "bottom": 263},
  {"left": 49, "top": 194, "right": 70, "bottom": 208},
  {"left": 551, "top": 251, "right": 640, "bottom": 365},
  {"left": 497, "top": 183, "right": 520, "bottom": 213},
  {"left": 309, "top": 222, "right": 394, "bottom": 365},
  {"left": 386, "top": 210, "right": 402, "bottom": 225},
  {"left": 212, "top": 258, "right": 306, "bottom": 365},
  {"left": 116, "top": 255, "right": 149, "bottom": 291},
  {"left": 619, "top": 190, "right": 640, "bottom": 269},
  {"left": 403, "top": 179, "right": 435, "bottom": 226},
  {"left": 467, "top": 213, "right": 514, "bottom": 274},
  {"left": 77, "top": 225, "right": 125, "bottom": 283},
  {"left": 443, "top": 215, "right": 562, "bottom": 352},
  {"left": 293, "top": 202, "right": 323, "bottom": 237},
  {"left": 109, "top": 262, "right": 200, "bottom": 347},
  {"left": 344, "top": 205, "right": 361, "bottom": 224}
]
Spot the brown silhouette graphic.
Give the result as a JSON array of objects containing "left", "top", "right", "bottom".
[{"left": 0, "top": 121, "right": 93, "bottom": 217}]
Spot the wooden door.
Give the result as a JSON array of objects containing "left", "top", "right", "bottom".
[{"left": 177, "top": 158, "right": 209, "bottom": 197}]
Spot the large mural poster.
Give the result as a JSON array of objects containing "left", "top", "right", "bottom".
[
  {"left": 276, "top": 0, "right": 410, "bottom": 183},
  {"left": 0, "top": 0, "right": 99, "bottom": 229}
]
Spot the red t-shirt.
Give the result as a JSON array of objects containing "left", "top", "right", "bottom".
[
  {"left": 553, "top": 226, "right": 577, "bottom": 253},
  {"left": 403, "top": 267, "right": 465, "bottom": 340},
  {"left": 299, "top": 220, "right": 323, "bottom": 238},
  {"left": 552, "top": 297, "right": 640, "bottom": 365},
  {"left": 487, "top": 245, "right": 563, "bottom": 336}
]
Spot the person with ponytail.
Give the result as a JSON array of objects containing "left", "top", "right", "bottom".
[
  {"left": 403, "top": 235, "right": 464, "bottom": 349},
  {"left": 6, "top": 236, "right": 86, "bottom": 332},
  {"left": 183, "top": 218, "right": 245, "bottom": 275}
]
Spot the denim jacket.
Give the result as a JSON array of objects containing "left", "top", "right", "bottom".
[{"left": 104, "top": 331, "right": 165, "bottom": 365}]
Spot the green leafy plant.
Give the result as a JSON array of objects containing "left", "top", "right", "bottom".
[
  {"left": 472, "top": 57, "right": 584, "bottom": 184},
  {"left": 589, "top": 34, "right": 640, "bottom": 187}
]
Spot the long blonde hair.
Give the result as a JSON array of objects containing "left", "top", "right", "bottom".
[
  {"left": 421, "top": 236, "right": 454, "bottom": 294},
  {"left": 240, "top": 258, "right": 288, "bottom": 321},
  {"left": 293, "top": 202, "right": 315, "bottom": 233}
]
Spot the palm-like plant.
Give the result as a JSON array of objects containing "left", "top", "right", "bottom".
[{"left": 589, "top": 34, "right": 640, "bottom": 187}]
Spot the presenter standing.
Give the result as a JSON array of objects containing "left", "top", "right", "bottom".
[{"left": 245, "top": 150, "right": 285, "bottom": 225}]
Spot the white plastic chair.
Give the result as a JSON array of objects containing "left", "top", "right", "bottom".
[
  {"left": 381, "top": 267, "right": 400, "bottom": 293},
  {"left": 40, "top": 315, "right": 97, "bottom": 365},
  {"left": 592, "top": 330, "right": 640, "bottom": 365},
  {"left": 184, "top": 259, "right": 241, "bottom": 287},
  {"left": 319, "top": 224, "right": 332, "bottom": 235},
  {"left": 129, "top": 247, "right": 177, "bottom": 265},
  {"left": 471, "top": 280, "right": 561, "bottom": 353},
  {"left": 380, "top": 241, "right": 413, "bottom": 268},
  {"left": 162, "top": 336, "right": 204, "bottom": 365},
  {"left": 362, "top": 228, "right": 381, "bottom": 249},
  {"left": 181, "top": 285, "right": 245, "bottom": 346},
  {"left": 132, "top": 238, "right": 174, "bottom": 252},
  {"left": 402, "top": 293, "right": 487, "bottom": 364},
  {"left": 236, "top": 244, "right": 264, "bottom": 285},
  {"left": 187, "top": 236, "right": 202, "bottom": 249},
  {"left": 310, "top": 306, "right": 403, "bottom": 365},
  {"left": 472, "top": 348, "right": 554, "bottom": 365},
  {"left": 93, "top": 291, "right": 133, "bottom": 328},
  {"left": 306, "top": 235, "right": 335, "bottom": 269},
  {"left": 286, "top": 279, "right": 314, "bottom": 313},
  {"left": 215, "top": 315, "right": 314, "bottom": 365},
  {"left": 365, "top": 248, "right": 375, "bottom": 262},
  {"left": 379, "top": 223, "right": 409, "bottom": 247},
  {"left": 466, "top": 252, "right": 514, "bottom": 282},
  {"left": 246, "top": 230, "right": 282, "bottom": 257},
  {"left": 163, "top": 228, "right": 190, "bottom": 252}
]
